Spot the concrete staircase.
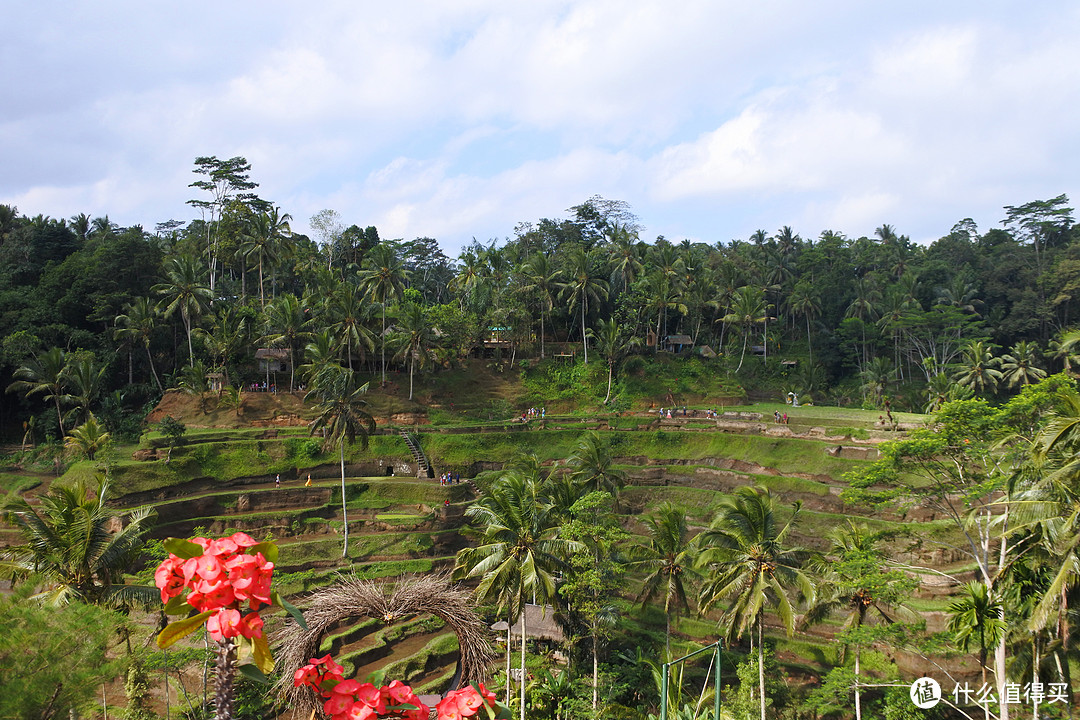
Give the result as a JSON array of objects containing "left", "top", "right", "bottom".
[{"left": 400, "top": 430, "right": 434, "bottom": 478}]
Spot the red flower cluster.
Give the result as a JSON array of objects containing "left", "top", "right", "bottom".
[
  {"left": 155, "top": 532, "right": 274, "bottom": 642},
  {"left": 294, "top": 654, "right": 499, "bottom": 720}
]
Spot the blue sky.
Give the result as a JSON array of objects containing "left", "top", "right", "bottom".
[{"left": 3, "top": 1, "right": 1078, "bottom": 255}]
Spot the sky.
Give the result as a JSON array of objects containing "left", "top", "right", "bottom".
[{"left": 3, "top": 1, "right": 1079, "bottom": 255}]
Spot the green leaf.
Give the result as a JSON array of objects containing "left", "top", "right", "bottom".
[
  {"left": 248, "top": 541, "right": 279, "bottom": 563},
  {"left": 156, "top": 611, "right": 212, "bottom": 649},
  {"left": 163, "top": 538, "right": 205, "bottom": 559},
  {"left": 273, "top": 591, "right": 308, "bottom": 629},
  {"left": 237, "top": 662, "right": 269, "bottom": 684},
  {"left": 163, "top": 593, "right": 195, "bottom": 616}
]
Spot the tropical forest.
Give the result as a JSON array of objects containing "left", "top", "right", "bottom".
[{"left": 3, "top": 156, "right": 1080, "bottom": 720}]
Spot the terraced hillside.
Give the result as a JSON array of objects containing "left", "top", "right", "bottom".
[{"left": 3, "top": 397, "right": 983, "bottom": 714}]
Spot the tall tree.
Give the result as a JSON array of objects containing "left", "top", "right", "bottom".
[
  {"left": 115, "top": 297, "right": 163, "bottom": 391},
  {"left": 521, "top": 253, "right": 562, "bottom": 360},
  {"left": 306, "top": 367, "right": 375, "bottom": 557},
  {"left": 633, "top": 502, "right": 699, "bottom": 659},
  {"left": 587, "top": 318, "right": 640, "bottom": 404},
  {"left": 559, "top": 247, "right": 609, "bottom": 364},
  {"left": 6, "top": 347, "right": 73, "bottom": 437},
  {"left": 393, "top": 302, "right": 435, "bottom": 400},
  {"left": 154, "top": 254, "right": 212, "bottom": 368},
  {"left": 263, "top": 294, "right": 310, "bottom": 393},
  {"left": 453, "top": 468, "right": 579, "bottom": 717},
  {"left": 356, "top": 244, "right": 410, "bottom": 385},
  {"left": 696, "top": 486, "right": 813, "bottom": 720},
  {"left": 187, "top": 156, "right": 260, "bottom": 294}
]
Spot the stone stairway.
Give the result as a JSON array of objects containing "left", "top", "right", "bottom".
[{"left": 399, "top": 430, "right": 434, "bottom": 478}]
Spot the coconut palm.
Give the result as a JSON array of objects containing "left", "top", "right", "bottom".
[
  {"left": 392, "top": 302, "right": 435, "bottom": 400},
  {"left": 1001, "top": 341, "right": 1047, "bottom": 389},
  {"left": 559, "top": 246, "right": 609, "bottom": 364},
  {"left": 306, "top": 366, "right": 375, "bottom": 557},
  {"left": 329, "top": 281, "right": 376, "bottom": 372},
  {"left": 6, "top": 347, "right": 74, "bottom": 437},
  {"left": 587, "top": 318, "right": 640, "bottom": 404},
  {"left": 953, "top": 340, "right": 1003, "bottom": 397},
  {"left": 153, "top": 254, "right": 212, "bottom": 368},
  {"left": 263, "top": 293, "right": 310, "bottom": 392},
  {"left": 521, "top": 253, "right": 562, "bottom": 360},
  {"left": 721, "top": 286, "right": 767, "bottom": 372},
  {"left": 802, "top": 521, "right": 917, "bottom": 720},
  {"left": 356, "top": 244, "right": 410, "bottom": 385},
  {"left": 605, "top": 222, "right": 643, "bottom": 293},
  {"left": 115, "top": 297, "right": 163, "bottom": 391},
  {"left": 565, "top": 431, "right": 627, "bottom": 506},
  {"left": 64, "top": 415, "right": 111, "bottom": 461},
  {"left": 860, "top": 356, "right": 895, "bottom": 407},
  {"left": 696, "top": 486, "right": 813, "bottom": 720},
  {"left": 947, "top": 582, "right": 1006, "bottom": 691},
  {"left": 634, "top": 502, "right": 699, "bottom": 659},
  {"left": 453, "top": 469, "right": 580, "bottom": 718},
  {"left": 0, "top": 476, "right": 156, "bottom": 607},
  {"left": 65, "top": 355, "right": 106, "bottom": 427},
  {"left": 788, "top": 280, "right": 821, "bottom": 367},
  {"left": 239, "top": 209, "right": 289, "bottom": 307}
]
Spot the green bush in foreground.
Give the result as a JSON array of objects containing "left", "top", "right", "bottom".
[{"left": 0, "top": 583, "right": 125, "bottom": 720}]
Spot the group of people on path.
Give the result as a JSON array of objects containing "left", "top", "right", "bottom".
[
  {"left": 275, "top": 473, "right": 313, "bottom": 487},
  {"left": 520, "top": 407, "right": 545, "bottom": 422},
  {"left": 774, "top": 411, "right": 789, "bottom": 424},
  {"left": 439, "top": 472, "right": 461, "bottom": 485}
]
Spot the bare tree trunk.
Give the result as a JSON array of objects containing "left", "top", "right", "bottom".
[
  {"left": 340, "top": 443, "right": 349, "bottom": 557},
  {"left": 506, "top": 614, "right": 513, "bottom": 706},
  {"left": 758, "top": 618, "right": 766, "bottom": 720},
  {"left": 520, "top": 611, "right": 527, "bottom": 720}
]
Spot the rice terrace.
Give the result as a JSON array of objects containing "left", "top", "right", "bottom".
[{"left": 2, "top": 186, "right": 1080, "bottom": 720}]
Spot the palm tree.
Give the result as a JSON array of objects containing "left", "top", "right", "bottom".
[
  {"left": 845, "top": 277, "right": 881, "bottom": 374},
  {"left": 393, "top": 302, "right": 435, "bottom": 400},
  {"left": 330, "top": 281, "right": 376, "bottom": 372},
  {"left": 605, "top": 222, "right": 643, "bottom": 293},
  {"left": 559, "top": 246, "right": 609, "bottom": 364},
  {"left": 6, "top": 347, "right": 73, "bottom": 437},
  {"left": 263, "top": 293, "right": 310, "bottom": 392},
  {"left": 860, "top": 356, "right": 895, "bottom": 407},
  {"left": 298, "top": 329, "right": 340, "bottom": 388},
  {"left": 521, "top": 253, "right": 562, "bottom": 360},
  {"left": 634, "top": 502, "right": 699, "bottom": 659},
  {"left": 565, "top": 431, "right": 627, "bottom": 505},
  {"left": 696, "top": 486, "right": 813, "bottom": 720},
  {"left": 802, "top": 521, "right": 917, "bottom": 720},
  {"left": 115, "top": 297, "right": 163, "bottom": 391},
  {"left": 587, "top": 318, "right": 640, "bottom": 404},
  {"left": 453, "top": 469, "right": 580, "bottom": 718},
  {"left": 305, "top": 366, "right": 375, "bottom": 557},
  {"left": 239, "top": 209, "right": 292, "bottom": 307},
  {"left": 788, "top": 281, "right": 821, "bottom": 368},
  {"left": 947, "top": 582, "right": 1006, "bottom": 692},
  {"left": 1001, "top": 341, "right": 1047, "bottom": 389},
  {"left": 153, "top": 254, "right": 212, "bottom": 368},
  {"left": 64, "top": 415, "right": 111, "bottom": 461},
  {"left": 356, "top": 244, "right": 410, "bottom": 385},
  {"left": 0, "top": 475, "right": 155, "bottom": 607},
  {"left": 953, "top": 340, "right": 1003, "bottom": 397},
  {"left": 65, "top": 356, "right": 105, "bottom": 427},
  {"left": 721, "top": 286, "right": 766, "bottom": 372}
]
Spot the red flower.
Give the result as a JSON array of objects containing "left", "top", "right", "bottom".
[
  {"left": 238, "top": 612, "right": 264, "bottom": 639},
  {"left": 436, "top": 696, "right": 462, "bottom": 720},
  {"left": 154, "top": 557, "right": 186, "bottom": 603},
  {"left": 451, "top": 686, "right": 485, "bottom": 715},
  {"left": 206, "top": 608, "right": 242, "bottom": 641}
]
